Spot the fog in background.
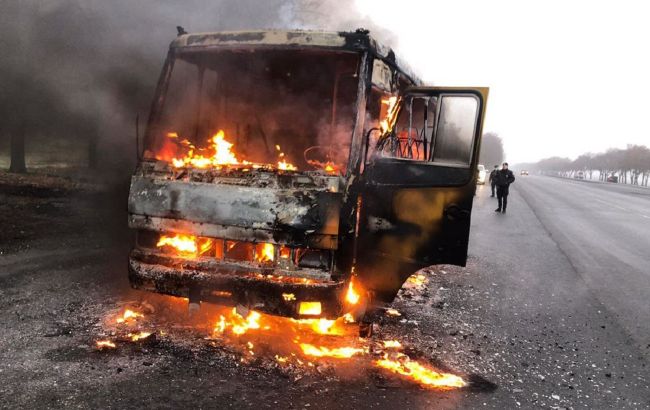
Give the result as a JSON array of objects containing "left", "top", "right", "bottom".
[
  {"left": 356, "top": 0, "right": 650, "bottom": 163},
  {"left": 4, "top": 0, "right": 645, "bottom": 171},
  {"left": 0, "top": 0, "right": 393, "bottom": 177}
]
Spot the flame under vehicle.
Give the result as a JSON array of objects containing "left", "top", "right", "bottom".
[{"left": 128, "top": 29, "right": 488, "bottom": 330}]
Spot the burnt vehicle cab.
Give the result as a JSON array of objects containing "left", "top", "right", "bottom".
[{"left": 128, "top": 29, "right": 488, "bottom": 324}]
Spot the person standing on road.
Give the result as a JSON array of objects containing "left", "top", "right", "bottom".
[
  {"left": 494, "top": 162, "right": 515, "bottom": 213},
  {"left": 489, "top": 165, "right": 499, "bottom": 197}
]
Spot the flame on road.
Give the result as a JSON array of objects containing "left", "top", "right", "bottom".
[
  {"left": 214, "top": 308, "right": 262, "bottom": 336},
  {"left": 96, "top": 340, "right": 116, "bottom": 349},
  {"left": 129, "top": 332, "right": 152, "bottom": 342},
  {"left": 406, "top": 273, "right": 428, "bottom": 288},
  {"left": 382, "top": 340, "right": 402, "bottom": 349},
  {"left": 299, "top": 343, "right": 367, "bottom": 359},
  {"left": 97, "top": 275, "right": 466, "bottom": 391},
  {"left": 375, "top": 353, "right": 466, "bottom": 389},
  {"left": 96, "top": 302, "right": 467, "bottom": 391},
  {"left": 116, "top": 309, "right": 144, "bottom": 324}
]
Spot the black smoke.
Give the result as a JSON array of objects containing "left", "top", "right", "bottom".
[{"left": 0, "top": 0, "right": 395, "bottom": 175}]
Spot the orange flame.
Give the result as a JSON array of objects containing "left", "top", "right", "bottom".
[
  {"left": 299, "top": 343, "right": 367, "bottom": 358},
  {"left": 382, "top": 340, "right": 402, "bottom": 349},
  {"left": 278, "top": 160, "right": 298, "bottom": 171},
  {"left": 116, "top": 309, "right": 144, "bottom": 324},
  {"left": 167, "top": 130, "right": 297, "bottom": 171},
  {"left": 157, "top": 234, "right": 213, "bottom": 257},
  {"left": 345, "top": 279, "right": 361, "bottom": 306},
  {"left": 406, "top": 273, "right": 428, "bottom": 288},
  {"left": 96, "top": 340, "right": 116, "bottom": 349},
  {"left": 128, "top": 332, "right": 152, "bottom": 342},
  {"left": 291, "top": 318, "right": 344, "bottom": 335},
  {"left": 199, "top": 305, "right": 468, "bottom": 389},
  {"left": 379, "top": 96, "right": 400, "bottom": 134},
  {"left": 255, "top": 243, "right": 275, "bottom": 263},
  {"left": 374, "top": 353, "right": 466, "bottom": 389},
  {"left": 171, "top": 130, "right": 239, "bottom": 168},
  {"left": 214, "top": 308, "right": 262, "bottom": 336},
  {"left": 298, "top": 302, "right": 322, "bottom": 316}
]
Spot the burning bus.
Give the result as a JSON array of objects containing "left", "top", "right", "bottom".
[{"left": 127, "top": 29, "right": 488, "bottom": 332}]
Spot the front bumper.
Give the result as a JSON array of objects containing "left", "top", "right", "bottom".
[{"left": 128, "top": 248, "right": 346, "bottom": 319}]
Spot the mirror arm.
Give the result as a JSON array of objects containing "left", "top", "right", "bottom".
[{"left": 135, "top": 114, "right": 142, "bottom": 161}]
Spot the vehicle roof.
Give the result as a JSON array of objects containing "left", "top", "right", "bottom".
[{"left": 171, "top": 29, "right": 422, "bottom": 85}]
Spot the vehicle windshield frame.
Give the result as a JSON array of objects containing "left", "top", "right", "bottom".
[{"left": 143, "top": 46, "right": 363, "bottom": 176}]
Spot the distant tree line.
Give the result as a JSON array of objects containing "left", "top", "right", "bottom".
[
  {"left": 518, "top": 145, "right": 650, "bottom": 186},
  {"left": 479, "top": 132, "right": 505, "bottom": 167}
]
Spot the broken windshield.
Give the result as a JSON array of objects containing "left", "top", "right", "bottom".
[{"left": 144, "top": 49, "right": 360, "bottom": 174}]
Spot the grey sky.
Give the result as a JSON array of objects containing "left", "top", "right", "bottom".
[{"left": 357, "top": 0, "right": 650, "bottom": 163}]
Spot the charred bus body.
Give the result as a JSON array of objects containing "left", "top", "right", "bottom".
[{"left": 128, "top": 29, "right": 488, "bottom": 324}]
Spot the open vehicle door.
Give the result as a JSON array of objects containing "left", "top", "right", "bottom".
[{"left": 355, "top": 87, "right": 488, "bottom": 303}]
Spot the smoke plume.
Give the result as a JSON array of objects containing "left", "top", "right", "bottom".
[{"left": 0, "top": 0, "right": 395, "bottom": 174}]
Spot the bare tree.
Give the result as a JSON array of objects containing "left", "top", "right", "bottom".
[{"left": 529, "top": 145, "right": 650, "bottom": 185}]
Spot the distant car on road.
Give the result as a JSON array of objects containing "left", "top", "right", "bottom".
[
  {"left": 574, "top": 171, "right": 585, "bottom": 179},
  {"left": 520, "top": 170, "right": 529, "bottom": 176},
  {"left": 477, "top": 164, "right": 487, "bottom": 184},
  {"left": 606, "top": 174, "right": 618, "bottom": 183}
]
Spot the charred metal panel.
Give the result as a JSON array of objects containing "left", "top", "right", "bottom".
[
  {"left": 131, "top": 248, "right": 332, "bottom": 281},
  {"left": 173, "top": 30, "right": 347, "bottom": 49},
  {"left": 355, "top": 180, "right": 475, "bottom": 303},
  {"left": 364, "top": 159, "right": 473, "bottom": 187},
  {"left": 128, "top": 175, "right": 341, "bottom": 248},
  {"left": 352, "top": 87, "right": 488, "bottom": 304},
  {"left": 128, "top": 256, "right": 345, "bottom": 319},
  {"left": 169, "top": 29, "right": 421, "bottom": 86}
]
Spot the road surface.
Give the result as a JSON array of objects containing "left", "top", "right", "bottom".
[
  {"left": 0, "top": 174, "right": 648, "bottom": 409},
  {"left": 514, "top": 175, "right": 650, "bottom": 350}
]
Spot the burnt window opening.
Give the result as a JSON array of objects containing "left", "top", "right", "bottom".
[
  {"left": 376, "top": 96, "right": 435, "bottom": 161},
  {"left": 144, "top": 49, "right": 361, "bottom": 173},
  {"left": 363, "top": 87, "right": 395, "bottom": 163},
  {"left": 373, "top": 94, "right": 479, "bottom": 166}
]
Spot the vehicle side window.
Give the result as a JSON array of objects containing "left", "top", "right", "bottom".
[
  {"left": 431, "top": 95, "right": 479, "bottom": 166},
  {"left": 378, "top": 96, "right": 434, "bottom": 161}
]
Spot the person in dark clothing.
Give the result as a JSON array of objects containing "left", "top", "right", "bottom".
[
  {"left": 488, "top": 165, "right": 499, "bottom": 197},
  {"left": 494, "top": 162, "right": 515, "bottom": 213}
]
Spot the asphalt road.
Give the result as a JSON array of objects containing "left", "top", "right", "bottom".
[
  {"left": 0, "top": 174, "right": 648, "bottom": 409},
  {"left": 514, "top": 175, "right": 650, "bottom": 354}
]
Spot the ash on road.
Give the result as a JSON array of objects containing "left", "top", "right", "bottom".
[{"left": 0, "top": 173, "right": 648, "bottom": 409}]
